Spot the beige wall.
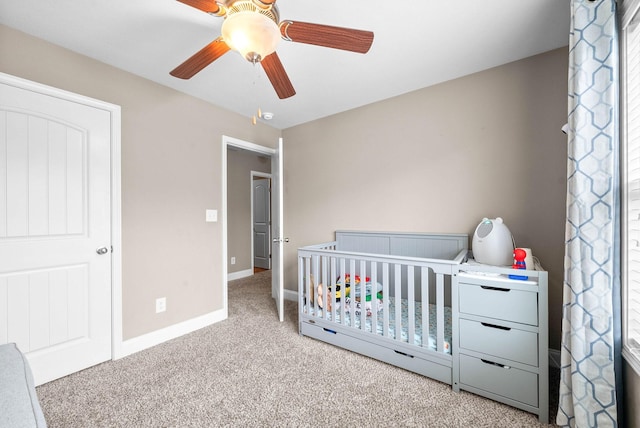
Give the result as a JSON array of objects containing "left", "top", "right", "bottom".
[
  {"left": 0, "top": 27, "right": 569, "bottom": 348},
  {"left": 227, "top": 148, "right": 272, "bottom": 273},
  {"left": 0, "top": 24, "right": 281, "bottom": 340},
  {"left": 282, "top": 47, "right": 569, "bottom": 351}
]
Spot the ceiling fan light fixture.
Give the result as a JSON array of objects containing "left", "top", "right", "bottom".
[
  {"left": 172, "top": 0, "right": 374, "bottom": 100},
  {"left": 221, "top": 9, "right": 280, "bottom": 62}
]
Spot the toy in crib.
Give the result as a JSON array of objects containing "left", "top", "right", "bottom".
[
  {"left": 316, "top": 274, "right": 356, "bottom": 310},
  {"left": 317, "top": 275, "right": 384, "bottom": 316}
]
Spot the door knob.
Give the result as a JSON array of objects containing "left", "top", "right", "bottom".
[{"left": 96, "top": 247, "right": 109, "bottom": 255}]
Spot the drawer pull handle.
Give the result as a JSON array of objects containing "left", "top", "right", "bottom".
[
  {"left": 323, "top": 328, "right": 337, "bottom": 334},
  {"left": 480, "top": 286, "right": 510, "bottom": 292},
  {"left": 481, "top": 322, "right": 511, "bottom": 331},
  {"left": 481, "top": 359, "right": 511, "bottom": 369},
  {"left": 394, "top": 350, "right": 415, "bottom": 358}
]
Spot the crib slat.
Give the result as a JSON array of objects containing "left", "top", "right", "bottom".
[
  {"left": 312, "top": 254, "right": 320, "bottom": 315},
  {"left": 383, "top": 263, "right": 389, "bottom": 337},
  {"left": 305, "top": 257, "right": 312, "bottom": 316},
  {"left": 321, "top": 255, "right": 328, "bottom": 320},
  {"left": 330, "top": 257, "right": 337, "bottom": 322},
  {"left": 421, "top": 266, "right": 429, "bottom": 349},
  {"left": 371, "top": 261, "right": 378, "bottom": 334},
  {"left": 339, "top": 258, "right": 346, "bottom": 326},
  {"left": 394, "top": 264, "right": 402, "bottom": 341},
  {"left": 360, "top": 260, "right": 367, "bottom": 331},
  {"left": 298, "top": 256, "right": 305, "bottom": 316},
  {"left": 436, "top": 272, "right": 445, "bottom": 353},
  {"left": 407, "top": 265, "right": 415, "bottom": 345}
]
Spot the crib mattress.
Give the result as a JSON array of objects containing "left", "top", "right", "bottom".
[{"left": 306, "top": 297, "right": 452, "bottom": 354}]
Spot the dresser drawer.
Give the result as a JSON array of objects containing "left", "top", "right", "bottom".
[
  {"left": 458, "top": 283, "right": 538, "bottom": 325},
  {"left": 459, "top": 319, "right": 538, "bottom": 366},
  {"left": 459, "top": 354, "right": 538, "bottom": 407}
]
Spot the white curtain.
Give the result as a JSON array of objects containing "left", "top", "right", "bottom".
[{"left": 557, "top": 0, "right": 622, "bottom": 427}]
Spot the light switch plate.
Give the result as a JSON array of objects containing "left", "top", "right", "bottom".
[{"left": 205, "top": 209, "right": 217, "bottom": 222}]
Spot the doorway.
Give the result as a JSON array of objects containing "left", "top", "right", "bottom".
[
  {"left": 222, "top": 135, "right": 284, "bottom": 322},
  {"left": 225, "top": 144, "right": 272, "bottom": 280}
]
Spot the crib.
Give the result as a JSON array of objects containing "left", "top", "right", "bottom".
[
  {"left": 297, "top": 230, "right": 468, "bottom": 384},
  {"left": 298, "top": 230, "right": 549, "bottom": 423}
]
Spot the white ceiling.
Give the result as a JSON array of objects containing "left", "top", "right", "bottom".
[{"left": 0, "top": 0, "right": 570, "bottom": 129}]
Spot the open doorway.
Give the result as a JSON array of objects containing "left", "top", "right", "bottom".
[
  {"left": 226, "top": 145, "right": 272, "bottom": 280},
  {"left": 222, "top": 135, "right": 284, "bottom": 322}
]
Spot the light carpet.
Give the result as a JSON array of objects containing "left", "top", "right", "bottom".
[{"left": 36, "top": 270, "right": 559, "bottom": 427}]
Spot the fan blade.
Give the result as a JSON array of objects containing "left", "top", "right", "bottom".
[
  {"left": 170, "top": 38, "right": 230, "bottom": 79},
  {"left": 261, "top": 52, "right": 296, "bottom": 99},
  {"left": 280, "top": 21, "right": 374, "bottom": 54},
  {"left": 177, "top": 0, "right": 224, "bottom": 15}
]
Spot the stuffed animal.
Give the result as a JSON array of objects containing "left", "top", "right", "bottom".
[
  {"left": 316, "top": 282, "right": 347, "bottom": 312},
  {"left": 317, "top": 275, "right": 384, "bottom": 315}
]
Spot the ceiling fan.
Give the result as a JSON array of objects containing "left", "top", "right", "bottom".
[{"left": 170, "top": 0, "right": 374, "bottom": 99}]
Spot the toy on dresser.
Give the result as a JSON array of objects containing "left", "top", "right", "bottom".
[{"left": 509, "top": 248, "right": 529, "bottom": 280}]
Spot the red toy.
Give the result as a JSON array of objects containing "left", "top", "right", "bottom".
[{"left": 509, "top": 248, "right": 528, "bottom": 280}]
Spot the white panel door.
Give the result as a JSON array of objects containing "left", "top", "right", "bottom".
[
  {"left": 271, "top": 138, "right": 284, "bottom": 322},
  {"left": 0, "top": 80, "right": 112, "bottom": 385},
  {"left": 253, "top": 178, "right": 271, "bottom": 270}
]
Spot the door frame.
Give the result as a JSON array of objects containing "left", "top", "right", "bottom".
[
  {"left": 222, "top": 135, "right": 275, "bottom": 318},
  {"left": 251, "top": 172, "right": 272, "bottom": 271},
  {"left": 0, "top": 72, "right": 123, "bottom": 361}
]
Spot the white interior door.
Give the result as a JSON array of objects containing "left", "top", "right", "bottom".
[
  {"left": 271, "top": 138, "right": 284, "bottom": 322},
  {"left": 0, "top": 79, "right": 112, "bottom": 385},
  {"left": 253, "top": 177, "right": 271, "bottom": 270}
]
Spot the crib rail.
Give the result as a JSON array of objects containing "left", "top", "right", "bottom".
[{"left": 298, "top": 243, "right": 466, "bottom": 355}]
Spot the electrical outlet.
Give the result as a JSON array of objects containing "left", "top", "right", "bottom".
[
  {"left": 156, "top": 297, "right": 166, "bottom": 313},
  {"left": 231, "top": 257, "right": 236, "bottom": 265}
]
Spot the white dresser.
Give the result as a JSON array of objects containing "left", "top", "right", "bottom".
[{"left": 452, "top": 263, "right": 549, "bottom": 423}]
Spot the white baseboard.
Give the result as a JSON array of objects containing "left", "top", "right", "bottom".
[
  {"left": 284, "top": 289, "right": 297, "bottom": 301},
  {"left": 227, "top": 268, "right": 253, "bottom": 281},
  {"left": 549, "top": 349, "right": 561, "bottom": 368},
  {"left": 114, "top": 309, "right": 227, "bottom": 359}
]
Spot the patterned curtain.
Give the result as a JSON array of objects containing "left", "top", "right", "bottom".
[{"left": 557, "top": 1, "right": 622, "bottom": 427}]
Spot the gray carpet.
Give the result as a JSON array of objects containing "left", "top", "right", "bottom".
[{"left": 37, "top": 270, "right": 559, "bottom": 427}]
